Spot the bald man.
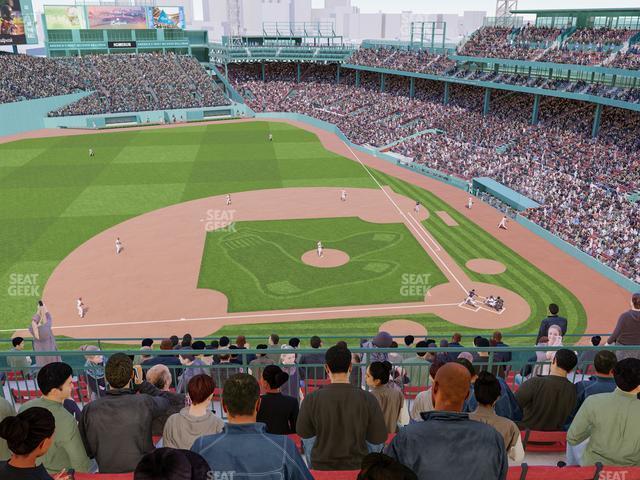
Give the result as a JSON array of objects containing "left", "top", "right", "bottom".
[
  {"left": 385, "top": 363, "right": 508, "bottom": 480},
  {"left": 140, "top": 364, "right": 186, "bottom": 437}
]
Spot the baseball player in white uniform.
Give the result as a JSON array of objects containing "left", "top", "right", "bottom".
[
  {"left": 226, "top": 194, "right": 232, "bottom": 206},
  {"left": 340, "top": 190, "right": 347, "bottom": 202},
  {"left": 317, "top": 241, "right": 324, "bottom": 258},
  {"left": 268, "top": 133, "right": 273, "bottom": 142},
  {"left": 467, "top": 197, "right": 473, "bottom": 209},
  {"left": 115, "top": 237, "right": 123, "bottom": 254},
  {"left": 89, "top": 148, "right": 94, "bottom": 157},
  {"left": 77, "top": 297, "right": 85, "bottom": 318},
  {"left": 414, "top": 201, "right": 421, "bottom": 214},
  {"left": 498, "top": 216, "right": 508, "bottom": 230}
]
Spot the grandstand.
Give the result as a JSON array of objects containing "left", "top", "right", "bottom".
[{"left": 1, "top": 3, "right": 640, "bottom": 479}]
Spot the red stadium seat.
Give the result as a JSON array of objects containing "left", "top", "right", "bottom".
[
  {"left": 212, "top": 387, "right": 223, "bottom": 402},
  {"left": 521, "top": 429, "right": 567, "bottom": 452},
  {"left": 402, "top": 385, "right": 426, "bottom": 400},
  {"left": 11, "top": 388, "right": 41, "bottom": 404},
  {"left": 287, "top": 433, "right": 303, "bottom": 453},
  {"left": 311, "top": 470, "right": 359, "bottom": 480},
  {"left": 305, "top": 378, "right": 330, "bottom": 393},
  {"left": 74, "top": 473, "right": 133, "bottom": 480},
  {"left": 6, "top": 371, "right": 27, "bottom": 381}
]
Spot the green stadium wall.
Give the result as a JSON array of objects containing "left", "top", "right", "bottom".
[{"left": 0, "top": 92, "right": 91, "bottom": 137}]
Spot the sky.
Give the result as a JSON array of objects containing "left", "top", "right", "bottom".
[{"left": 311, "top": 0, "right": 640, "bottom": 15}]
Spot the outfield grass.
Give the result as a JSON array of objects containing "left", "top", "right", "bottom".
[
  {"left": 198, "top": 217, "right": 448, "bottom": 311},
  {"left": 0, "top": 120, "right": 586, "bottom": 344}
]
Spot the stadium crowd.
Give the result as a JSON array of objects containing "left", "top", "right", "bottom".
[
  {"left": 459, "top": 26, "right": 637, "bottom": 65},
  {"left": 2, "top": 293, "right": 640, "bottom": 479},
  {"left": 229, "top": 63, "right": 640, "bottom": 281},
  {"left": 348, "top": 47, "right": 455, "bottom": 75},
  {"left": 0, "top": 52, "right": 230, "bottom": 114}
]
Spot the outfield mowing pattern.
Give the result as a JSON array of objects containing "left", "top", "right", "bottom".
[
  {"left": 0, "top": 120, "right": 586, "bottom": 343},
  {"left": 198, "top": 217, "right": 448, "bottom": 311}
]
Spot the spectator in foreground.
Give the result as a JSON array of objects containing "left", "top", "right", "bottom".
[
  {"left": 515, "top": 348, "right": 578, "bottom": 431},
  {"left": 79, "top": 353, "right": 170, "bottom": 473},
  {"left": 297, "top": 345, "right": 387, "bottom": 470},
  {"left": 249, "top": 344, "right": 274, "bottom": 381},
  {"left": 0, "top": 398, "right": 16, "bottom": 461},
  {"left": 176, "top": 347, "right": 210, "bottom": 394},
  {"left": 459, "top": 358, "right": 522, "bottom": 422},
  {"left": 7, "top": 337, "right": 32, "bottom": 372},
  {"left": 163, "top": 374, "right": 223, "bottom": 450},
  {"left": 0, "top": 407, "right": 68, "bottom": 480},
  {"left": 607, "top": 292, "right": 640, "bottom": 360},
  {"left": 192, "top": 374, "right": 312, "bottom": 480},
  {"left": 29, "top": 301, "right": 60, "bottom": 367},
  {"left": 357, "top": 452, "right": 417, "bottom": 480},
  {"left": 144, "top": 364, "right": 186, "bottom": 436},
  {"left": 366, "top": 361, "right": 404, "bottom": 434},
  {"left": 19, "top": 362, "right": 90, "bottom": 474},
  {"left": 141, "top": 338, "right": 181, "bottom": 370},
  {"left": 492, "top": 331, "right": 512, "bottom": 364},
  {"left": 298, "top": 336, "right": 326, "bottom": 380},
  {"left": 257, "top": 365, "right": 299, "bottom": 434},
  {"left": 537, "top": 303, "right": 568, "bottom": 341},
  {"left": 469, "top": 372, "right": 525, "bottom": 463},
  {"left": 574, "top": 350, "right": 618, "bottom": 413},
  {"left": 409, "top": 354, "right": 448, "bottom": 421},
  {"left": 567, "top": 358, "right": 640, "bottom": 466},
  {"left": 385, "top": 362, "right": 508, "bottom": 480},
  {"left": 577, "top": 335, "right": 601, "bottom": 366},
  {"left": 134, "top": 448, "right": 210, "bottom": 480},
  {"left": 404, "top": 340, "right": 430, "bottom": 387},
  {"left": 266, "top": 334, "right": 281, "bottom": 362}
]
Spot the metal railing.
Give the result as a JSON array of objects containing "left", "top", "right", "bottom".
[{"left": 2, "top": 344, "right": 637, "bottom": 420}]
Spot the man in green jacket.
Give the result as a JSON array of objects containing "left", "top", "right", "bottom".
[
  {"left": 568, "top": 358, "right": 640, "bottom": 466},
  {"left": 19, "top": 362, "right": 91, "bottom": 474}
]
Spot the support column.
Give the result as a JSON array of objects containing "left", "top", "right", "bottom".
[
  {"left": 12, "top": 45, "right": 18, "bottom": 54},
  {"left": 380, "top": 73, "right": 385, "bottom": 93},
  {"left": 261, "top": 62, "right": 265, "bottom": 82},
  {"left": 336, "top": 64, "right": 341, "bottom": 84},
  {"left": 296, "top": 63, "right": 301, "bottom": 83},
  {"left": 443, "top": 82, "right": 450, "bottom": 105},
  {"left": 531, "top": 94, "right": 541, "bottom": 125},
  {"left": 409, "top": 76, "right": 415, "bottom": 98},
  {"left": 612, "top": 74, "right": 617, "bottom": 87},
  {"left": 355, "top": 70, "right": 361, "bottom": 88},
  {"left": 592, "top": 103, "right": 603, "bottom": 138},
  {"left": 483, "top": 87, "right": 491, "bottom": 116}
]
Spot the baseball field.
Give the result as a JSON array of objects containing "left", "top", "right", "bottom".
[{"left": 0, "top": 120, "right": 589, "bottom": 346}]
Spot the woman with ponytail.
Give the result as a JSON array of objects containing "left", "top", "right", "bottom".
[
  {"left": 366, "top": 361, "right": 404, "bottom": 434},
  {"left": 256, "top": 365, "right": 299, "bottom": 434},
  {"left": 0, "top": 406, "right": 69, "bottom": 479}
]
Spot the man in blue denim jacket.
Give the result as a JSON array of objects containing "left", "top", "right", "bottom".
[
  {"left": 192, "top": 373, "right": 312, "bottom": 480},
  {"left": 385, "top": 362, "right": 508, "bottom": 480}
]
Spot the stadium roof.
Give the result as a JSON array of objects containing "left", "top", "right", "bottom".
[{"left": 511, "top": 8, "right": 640, "bottom": 14}]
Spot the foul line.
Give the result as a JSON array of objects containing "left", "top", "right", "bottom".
[
  {"left": 344, "top": 143, "right": 468, "bottom": 294},
  {"left": 0, "top": 303, "right": 464, "bottom": 332}
]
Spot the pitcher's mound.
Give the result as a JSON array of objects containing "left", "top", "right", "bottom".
[
  {"left": 379, "top": 319, "right": 428, "bottom": 340},
  {"left": 301, "top": 249, "right": 349, "bottom": 268},
  {"left": 466, "top": 258, "right": 506, "bottom": 274}
]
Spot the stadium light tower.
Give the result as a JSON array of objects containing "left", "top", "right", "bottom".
[{"left": 495, "top": 0, "right": 518, "bottom": 21}]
